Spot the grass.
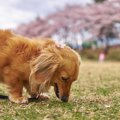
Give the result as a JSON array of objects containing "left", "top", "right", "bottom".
[{"left": 0, "top": 61, "right": 120, "bottom": 120}]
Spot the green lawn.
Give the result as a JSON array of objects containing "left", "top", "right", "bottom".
[{"left": 0, "top": 61, "right": 120, "bottom": 120}]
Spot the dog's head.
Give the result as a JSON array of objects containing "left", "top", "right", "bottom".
[{"left": 29, "top": 42, "right": 81, "bottom": 102}]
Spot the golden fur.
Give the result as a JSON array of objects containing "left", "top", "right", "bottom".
[{"left": 0, "top": 30, "right": 81, "bottom": 103}]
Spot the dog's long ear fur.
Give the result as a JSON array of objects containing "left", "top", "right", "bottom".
[{"left": 29, "top": 48, "right": 59, "bottom": 93}]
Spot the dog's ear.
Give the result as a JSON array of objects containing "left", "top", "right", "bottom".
[
  {"left": 34, "top": 53, "right": 59, "bottom": 81},
  {"left": 29, "top": 51, "right": 59, "bottom": 93}
]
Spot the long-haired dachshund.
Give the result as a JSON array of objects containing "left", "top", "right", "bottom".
[{"left": 0, "top": 30, "right": 81, "bottom": 103}]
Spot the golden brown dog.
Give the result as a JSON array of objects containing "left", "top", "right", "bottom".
[{"left": 0, "top": 30, "right": 81, "bottom": 103}]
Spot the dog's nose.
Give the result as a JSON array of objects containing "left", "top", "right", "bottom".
[{"left": 61, "top": 96, "right": 68, "bottom": 102}]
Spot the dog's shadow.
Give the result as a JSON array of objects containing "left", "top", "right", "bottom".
[{"left": 0, "top": 95, "right": 41, "bottom": 103}]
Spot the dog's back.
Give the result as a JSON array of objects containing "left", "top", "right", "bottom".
[
  {"left": 0, "top": 30, "right": 56, "bottom": 77},
  {"left": 0, "top": 30, "right": 13, "bottom": 67},
  {"left": 0, "top": 30, "right": 13, "bottom": 46}
]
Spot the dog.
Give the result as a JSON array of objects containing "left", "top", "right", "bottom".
[{"left": 0, "top": 30, "right": 81, "bottom": 103}]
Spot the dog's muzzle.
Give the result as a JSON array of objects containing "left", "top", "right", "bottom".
[{"left": 54, "top": 83, "right": 68, "bottom": 102}]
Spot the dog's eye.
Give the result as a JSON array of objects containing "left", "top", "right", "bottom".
[{"left": 61, "top": 76, "right": 69, "bottom": 81}]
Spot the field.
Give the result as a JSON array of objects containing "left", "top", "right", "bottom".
[{"left": 0, "top": 61, "right": 120, "bottom": 120}]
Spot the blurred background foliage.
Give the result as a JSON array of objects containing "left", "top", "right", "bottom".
[
  {"left": 1, "top": 0, "right": 120, "bottom": 61},
  {"left": 94, "top": 0, "right": 106, "bottom": 3}
]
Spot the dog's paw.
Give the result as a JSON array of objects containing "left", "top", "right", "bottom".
[
  {"left": 38, "top": 93, "right": 50, "bottom": 100},
  {"left": 9, "top": 96, "right": 28, "bottom": 104}
]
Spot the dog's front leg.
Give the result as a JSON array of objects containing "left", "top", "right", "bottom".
[
  {"left": 3, "top": 67, "right": 28, "bottom": 104},
  {"left": 8, "top": 83, "right": 28, "bottom": 104},
  {"left": 38, "top": 93, "right": 50, "bottom": 100},
  {"left": 24, "top": 82, "right": 37, "bottom": 98},
  {"left": 29, "top": 83, "right": 39, "bottom": 98},
  {"left": 28, "top": 83, "right": 49, "bottom": 100}
]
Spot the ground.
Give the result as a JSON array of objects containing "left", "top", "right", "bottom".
[{"left": 0, "top": 61, "right": 120, "bottom": 120}]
